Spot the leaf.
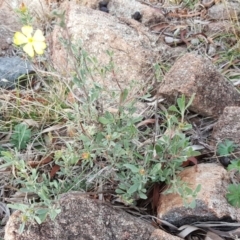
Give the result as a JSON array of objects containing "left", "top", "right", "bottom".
[
  {"left": 205, "top": 231, "right": 224, "bottom": 240},
  {"left": 136, "top": 119, "right": 156, "bottom": 128},
  {"left": 182, "top": 156, "right": 198, "bottom": 171},
  {"left": 123, "top": 164, "right": 139, "bottom": 173},
  {"left": 119, "top": 88, "right": 128, "bottom": 105},
  {"left": 185, "top": 93, "right": 195, "bottom": 109},
  {"left": 194, "top": 184, "right": 201, "bottom": 194},
  {"left": 50, "top": 164, "right": 61, "bottom": 179},
  {"left": 127, "top": 182, "right": 139, "bottom": 194},
  {"left": 28, "top": 153, "right": 54, "bottom": 168},
  {"left": 152, "top": 183, "right": 160, "bottom": 210},
  {"left": 177, "top": 225, "right": 205, "bottom": 238},
  {"left": 115, "top": 188, "right": 125, "bottom": 194},
  {"left": 104, "top": 111, "right": 114, "bottom": 121},
  {"left": 138, "top": 191, "right": 147, "bottom": 199},
  {"left": 177, "top": 95, "right": 185, "bottom": 112},
  {"left": 226, "top": 184, "right": 240, "bottom": 207},
  {"left": 217, "top": 140, "right": 236, "bottom": 156},
  {"left": 227, "top": 159, "right": 240, "bottom": 172},
  {"left": 98, "top": 117, "right": 109, "bottom": 124},
  {"left": 10, "top": 123, "right": 31, "bottom": 150},
  {"left": 168, "top": 105, "right": 179, "bottom": 113}
]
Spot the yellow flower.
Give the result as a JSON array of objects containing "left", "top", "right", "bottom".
[
  {"left": 81, "top": 152, "right": 90, "bottom": 160},
  {"left": 13, "top": 26, "right": 46, "bottom": 57},
  {"left": 19, "top": 3, "right": 27, "bottom": 13},
  {"left": 106, "top": 135, "right": 111, "bottom": 140}
]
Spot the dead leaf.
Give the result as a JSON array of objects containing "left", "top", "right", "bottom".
[
  {"left": 152, "top": 183, "right": 160, "bottom": 211},
  {"left": 150, "top": 22, "right": 170, "bottom": 32},
  {"left": 66, "top": 92, "right": 75, "bottom": 103},
  {"left": 182, "top": 156, "right": 198, "bottom": 171},
  {"left": 205, "top": 231, "right": 224, "bottom": 240},
  {"left": 28, "top": 153, "right": 54, "bottom": 168},
  {"left": 50, "top": 164, "right": 61, "bottom": 178},
  {"left": 177, "top": 225, "right": 205, "bottom": 238},
  {"left": 23, "top": 119, "right": 39, "bottom": 128},
  {"left": 136, "top": 119, "right": 156, "bottom": 128},
  {"left": 40, "top": 124, "right": 65, "bottom": 134}
]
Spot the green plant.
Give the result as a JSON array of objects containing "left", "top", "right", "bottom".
[
  {"left": 217, "top": 139, "right": 236, "bottom": 156},
  {"left": 14, "top": 3, "right": 33, "bottom": 25},
  {"left": 0, "top": 151, "right": 61, "bottom": 233},
  {"left": 217, "top": 140, "right": 240, "bottom": 208},
  {"left": 226, "top": 184, "right": 240, "bottom": 208},
  {"left": 0, "top": 9, "right": 203, "bottom": 233},
  {"left": 10, "top": 123, "right": 32, "bottom": 150}
]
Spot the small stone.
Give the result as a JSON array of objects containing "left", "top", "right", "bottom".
[
  {"left": 100, "top": 6, "right": 109, "bottom": 13},
  {"left": 218, "top": 156, "right": 231, "bottom": 167},
  {"left": 99, "top": 0, "right": 109, "bottom": 8},
  {"left": 207, "top": 2, "right": 240, "bottom": 20},
  {"left": 164, "top": 36, "right": 182, "bottom": 44},
  {"left": 207, "top": 44, "right": 216, "bottom": 56},
  {"left": 190, "top": 38, "right": 199, "bottom": 46},
  {"left": 132, "top": 11, "right": 142, "bottom": 21}
]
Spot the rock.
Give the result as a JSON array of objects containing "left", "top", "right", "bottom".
[
  {"left": 207, "top": 2, "right": 240, "bottom": 20},
  {"left": 77, "top": 0, "right": 99, "bottom": 8},
  {"left": 157, "top": 163, "right": 240, "bottom": 226},
  {"left": 5, "top": 192, "right": 155, "bottom": 240},
  {"left": 108, "top": 0, "right": 166, "bottom": 26},
  {"left": 212, "top": 107, "right": 240, "bottom": 147},
  {"left": 150, "top": 229, "right": 182, "bottom": 240},
  {"left": 51, "top": 2, "right": 159, "bottom": 96},
  {"left": 0, "top": 57, "right": 34, "bottom": 89},
  {"left": 158, "top": 53, "right": 240, "bottom": 118},
  {"left": 0, "top": 1, "right": 21, "bottom": 56},
  {"left": 204, "top": 21, "right": 233, "bottom": 35}
]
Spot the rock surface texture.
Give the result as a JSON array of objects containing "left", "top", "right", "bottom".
[
  {"left": 150, "top": 229, "right": 183, "bottom": 240},
  {"left": 158, "top": 163, "right": 240, "bottom": 226},
  {"left": 51, "top": 1, "right": 158, "bottom": 95},
  {"left": 0, "top": 1, "right": 21, "bottom": 56},
  {"left": 5, "top": 193, "right": 155, "bottom": 240},
  {"left": 2, "top": 0, "right": 240, "bottom": 239},
  {"left": 0, "top": 57, "right": 33, "bottom": 89},
  {"left": 212, "top": 106, "right": 240, "bottom": 146},
  {"left": 158, "top": 53, "right": 240, "bottom": 118},
  {"left": 108, "top": 0, "right": 166, "bottom": 26}
]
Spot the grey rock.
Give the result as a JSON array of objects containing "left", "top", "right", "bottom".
[
  {"left": 0, "top": 57, "right": 34, "bottom": 89},
  {"left": 208, "top": 2, "right": 240, "bottom": 20}
]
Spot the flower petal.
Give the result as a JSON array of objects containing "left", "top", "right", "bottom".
[
  {"left": 13, "top": 32, "right": 28, "bottom": 45},
  {"left": 21, "top": 26, "right": 33, "bottom": 37},
  {"left": 33, "top": 41, "right": 46, "bottom": 55},
  {"left": 23, "top": 43, "right": 34, "bottom": 57},
  {"left": 33, "top": 29, "right": 45, "bottom": 42}
]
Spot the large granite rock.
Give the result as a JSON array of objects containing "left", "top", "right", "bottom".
[
  {"left": 5, "top": 192, "right": 155, "bottom": 240},
  {"left": 158, "top": 53, "right": 240, "bottom": 118}
]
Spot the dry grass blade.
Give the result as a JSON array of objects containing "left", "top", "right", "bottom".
[
  {"left": 177, "top": 225, "right": 206, "bottom": 238},
  {"left": 205, "top": 231, "right": 224, "bottom": 240}
]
